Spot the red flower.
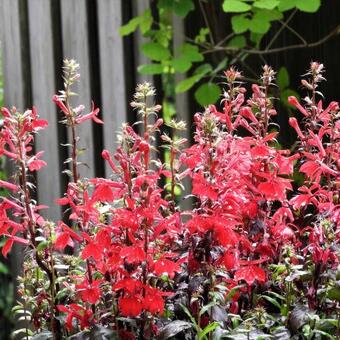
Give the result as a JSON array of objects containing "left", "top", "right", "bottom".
[
  {"left": 119, "top": 296, "right": 143, "bottom": 317},
  {"left": 76, "top": 279, "right": 102, "bottom": 304},
  {"left": 120, "top": 246, "right": 145, "bottom": 264},
  {"left": 154, "top": 258, "right": 181, "bottom": 279},
  {"left": 234, "top": 265, "right": 266, "bottom": 286},
  {"left": 143, "top": 289, "right": 165, "bottom": 315},
  {"left": 57, "top": 304, "right": 93, "bottom": 331}
]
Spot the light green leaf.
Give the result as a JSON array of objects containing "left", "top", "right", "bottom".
[
  {"left": 223, "top": 0, "right": 252, "bottom": 13},
  {"left": 139, "top": 9, "right": 153, "bottom": 34},
  {"left": 231, "top": 14, "right": 250, "bottom": 33},
  {"left": 296, "top": 0, "right": 320, "bottom": 12},
  {"left": 119, "top": 17, "right": 141, "bottom": 36},
  {"left": 142, "top": 42, "right": 171, "bottom": 61},
  {"left": 195, "top": 28, "right": 210, "bottom": 44},
  {"left": 172, "top": 58, "right": 192, "bottom": 73},
  {"left": 249, "top": 14, "right": 271, "bottom": 34},
  {"left": 173, "top": 0, "right": 195, "bottom": 17},
  {"left": 138, "top": 63, "right": 164, "bottom": 75},
  {"left": 36, "top": 241, "right": 49, "bottom": 252},
  {"left": 195, "top": 83, "right": 220, "bottom": 106},
  {"left": 278, "top": 0, "right": 297, "bottom": 11},
  {"left": 199, "top": 322, "right": 220, "bottom": 340},
  {"left": 176, "top": 74, "right": 203, "bottom": 93},
  {"left": 253, "top": 0, "right": 279, "bottom": 10},
  {"left": 181, "top": 44, "right": 204, "bottom": 62},
  {"left": 277, "top": 67, "right": 289, "bottom": 89}
]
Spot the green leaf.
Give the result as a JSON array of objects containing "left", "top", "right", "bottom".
[
  {"left": 250, "top": 32, "right": 264, "bottom": 45},
  {"left": 253, "top": 0, "right": 279, "bottom": 10},
  {"left": 231, "top": 14, "right": 250, "bottom": 33},
  {"left": 175, "top": 74, "right": 202, "bottom": 93},
  {"left": 172, "top": 58, "right": 192, "bottom": 73},
  {"left": 158, "top": 0, "right": 173, "bottom": 9},
  {"left": 278, "top": 0, "right": 297, "bottom": 11},
  {"left": 277, "top": 67, "right": 290, "bottom": 89},
  {"left": 181, "top": 44, "right": 204, "bottom": 62},
  {"left": 139, "top": 9, "right": 153, "bottom": 34},
  {"left": 36, "top": 241, "right": 48, "bottom": 252},
  {"left": 212, "top": 57, "right": 229, "bottom": 74},
  {"left": 257, "top": 8, "right": 283, "bottom": 21},
  {"left": 296, "top": 0, "right": 320, "bottom": 12},
  {"left": 223, "top": 0, "right": 252, "bottom": 13},
  {"left": 119, "top": 17, "right": 141, "bottom": 36},
  {"left": 228, "top": 35, "right": 247, "bottom": 48},
  {"left": 199, "top": 322, "right": 220, "bottom": 340},
  {"left": 138, "top": 63, "right": 164, "bottom": 75},
  {"left": 194, "top": 63, "right": 213, "bottom": 76},
  {"left": 327, "top": 287, "right": 340, "bottom": 301},
  {"left": 249, "top": 14, "right": 271, "bottom": 34},
  {"left": 173, "top": 0, "right": 194, "bottom": 17},
  {"left": 261, "top": 295, "right": 282, "bottom": 309},
  {"left": 142, "top": 42, "right": 171, "bottom": 61},
  {"left": 195, "top": 83, "right": 220, "bottom": 106},
  {"left": 195, "top": 28, "right": 210, "bottom": 44},
  {"left": 0, "top": 262, "right": 9, "bottom": 274},
  {"left": 281, "top": 88, "right": 299, "bottom": 107}
]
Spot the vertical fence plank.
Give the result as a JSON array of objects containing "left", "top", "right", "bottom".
[
  {"left": 97, "top": 0, "right": 127, "bottom": 175},
  {"left": 132, "top": 0, "right": 152, "bottom": 84},
  {"left": 0, "top": 0, "right": 25, "bottom": 110},
  {"left": 173, "top": 15, "right": 192, "bottom": 209},
  {"left": 28, "top": 0, "right": 61, "bottom": 220},
  {"left": 0, "top": 0, "right": 27, "bottom": 311},
  {"left": 60, "top": 0, "right": 95, "bottom": 179}
]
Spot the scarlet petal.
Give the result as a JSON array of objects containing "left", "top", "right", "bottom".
[
  {"left": 234, "top": 266, "right": 266, "bottom": 286},
  {"left": 119, "top": 297, "right": 142, "bottom": 317},
  {"left": 81, "top": 242, "right": 101, "bottom": 261},
  {"left": 54, "top": 233, "right": 71, "bottom": 250},
  {"left": 2, "top": 238, "right": 13, "bottom": 258}
]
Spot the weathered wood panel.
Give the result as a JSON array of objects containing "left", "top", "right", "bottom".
[
  {"left": 173, "top": 14, "right": 192, "bottom": 210},
  {"left": 28, "top": 0, "right": 61, "bottom": 220},
  {"left": 60, "top": 0, "right": 96, "bottom": 179},
  {"left": 97, "top": 0, "right": 127, "bottom": 176},
  {"left": 132, "top": 0, "right": 151, "bottom": 84},
  {"left": 0, "top": 0, "right": 25, "bottom": 110}
]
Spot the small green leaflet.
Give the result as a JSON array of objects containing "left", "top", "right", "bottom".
[
  {"left": 296, "top": 0, "right": 321, "bottom": 13},
  {"left": 138, "top": 64, "right": 164, "bottom": 75},
  {"left": 223, "top": 0, "right": 252, "bottom": 13},
  {"left": 253, "top": 0, "right": 279, "bottom": 10}
]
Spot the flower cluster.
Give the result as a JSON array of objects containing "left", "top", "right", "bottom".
[{"left": 0, "top": 61, "right": 339, "bottom": 339}]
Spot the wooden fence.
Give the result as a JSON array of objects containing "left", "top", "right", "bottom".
[{"left": 0, "top": 0, "right": 190, "bottom": 221}]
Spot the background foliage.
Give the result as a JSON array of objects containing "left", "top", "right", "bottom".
[{"left": 120, "top": 0, "right": 339, "bottom": 146}]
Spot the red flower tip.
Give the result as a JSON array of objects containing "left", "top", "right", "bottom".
[{"left": 101, "top": 149, "right": 110, "bottom": 160}]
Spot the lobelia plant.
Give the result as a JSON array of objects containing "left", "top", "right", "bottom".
[{"left": 0, "top": 59, "right": 339, "bottom": 340}]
